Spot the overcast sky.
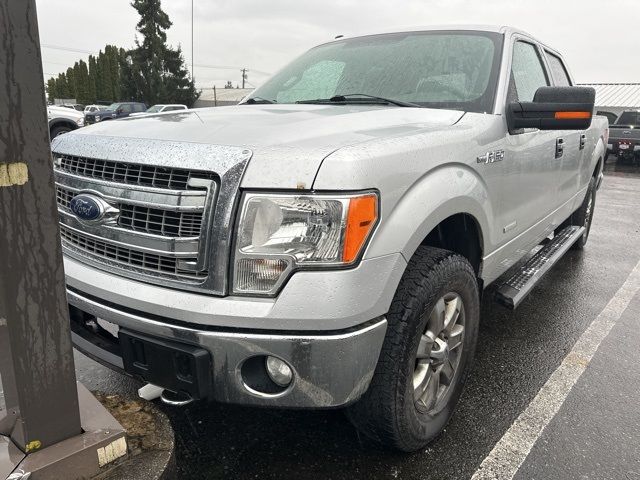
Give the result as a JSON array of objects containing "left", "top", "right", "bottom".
[{"left": 36, "top": 0, "right": 640, "bottom": 89}]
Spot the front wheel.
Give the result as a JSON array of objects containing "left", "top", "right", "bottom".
[
  {"left": 50, "top": 125, "right": 72, "bottom": 138},
  {"left": 347, "top": 247, "right": 479, "bottom": 452}
]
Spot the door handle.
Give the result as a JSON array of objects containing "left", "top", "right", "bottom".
[
  {"left": 555, "top": 138, "right": 564, "bottom": 159},
  {"left": 579, "top": 134, "right": 586, "bottom": 150}
]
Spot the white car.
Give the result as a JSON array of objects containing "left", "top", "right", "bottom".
[
  {"left": 129, "top": 104, "right": 188, "bottom": 117},
  {"left": 47, "top": 105, "right": 84, "bottom": 138}
]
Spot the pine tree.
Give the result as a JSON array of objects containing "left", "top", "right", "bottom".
[
  {"left": 75, "top": 60, "right": 91, "bottom": 104},
  {"left": 65, "top": 67, "right": 76, "bottom": 101},
  {"left": 46, "top": 78, "right": 57, "bottom": 103},
  {"left": 127, "top": 0, "right": 199, "bottom": 106},
  {"left": 88, "top": 55, "right": 98, "bottom": 103}
]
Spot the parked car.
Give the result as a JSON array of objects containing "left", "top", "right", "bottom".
[
  {"left": 84, "top": 104, "right": 110, "bottom": 114},
  {"left": 607, "top": 110, "right": 640, "bottom": 165},
  {"left": 84, "top": 102, "right": 147, "bottom": 124},
  {"left": 129, "top": 104, "right": 188, "bottom": 117},
  {"left": 59, "top": 103, "right": 85, "bottom": 112},
  {"left": 47, "top": 105, "right": 84, "bottom": 138},
  {"left": 51, "top": 26, "right": 606, "bottom": 452}
]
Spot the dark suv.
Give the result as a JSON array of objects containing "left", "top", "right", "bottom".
[{"left": 84, "top": 102, "right": 147, "bottom": 125}]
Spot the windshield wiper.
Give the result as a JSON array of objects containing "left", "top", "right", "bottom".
[
  {"left": 243, "top": 97, "right": 277, "bottom": 104},
  {"left": 296, "top": 93, "right": 422, "bottom": 108}
]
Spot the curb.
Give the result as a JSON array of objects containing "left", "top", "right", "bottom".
[{"left": 94, "top": 393, "right": 176, "bottom": 480}]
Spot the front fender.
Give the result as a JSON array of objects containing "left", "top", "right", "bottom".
[{"left": 365, "top": 164, "right": 492, "bottom": 263}]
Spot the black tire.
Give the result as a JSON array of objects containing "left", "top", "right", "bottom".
[
  {"left": 50, "top": 125, "right": 73, "bottom": 138},
  {"left": 347, "top": 247, "right": 479, "bottom": 452},
  {"left": 567, "top": 176, "right": 596, "bottom": 250}
]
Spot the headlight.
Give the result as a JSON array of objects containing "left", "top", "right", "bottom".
[
  {"left": 233, "top": 192, "right": 378, "bottom": 295},
  {"left": 76, "top": 117, "right": 84, "bottom": 127}
]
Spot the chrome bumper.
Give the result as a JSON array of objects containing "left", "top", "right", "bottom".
[{"left": 68, "top": 288, "right": 387, "bottom": 408}]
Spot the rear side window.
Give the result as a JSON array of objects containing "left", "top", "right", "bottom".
[
  {"left": 133, "top": 104, "right": 146, "bottom": 112},
  {"left": 545, "top": 52, "right": 572, "bottom": 86},
  {"left": 509, "top": 41, "right": 549, "bottom": 102}
]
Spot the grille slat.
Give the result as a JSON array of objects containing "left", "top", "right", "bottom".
[
  {"left": 60, "top": 225, "right": 206, "bottom": 281},
  {"left": 57, "top": 154, "right": 213, "bottom": 190}
]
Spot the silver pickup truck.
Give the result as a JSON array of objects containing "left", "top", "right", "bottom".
[{"left": 52, "top": 25, "right": 607, "bottom": 451}]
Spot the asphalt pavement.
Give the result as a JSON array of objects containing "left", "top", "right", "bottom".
[{"left": 5, "top": 162, "right": 639, "bottom": 479}]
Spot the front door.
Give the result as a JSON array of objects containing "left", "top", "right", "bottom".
[{"left": 498, "top": 39, "right": 562, "bottom": 267}]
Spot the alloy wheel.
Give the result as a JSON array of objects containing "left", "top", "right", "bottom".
[{"left": 413, "top": 292, "right": 465, "bottom": 414}]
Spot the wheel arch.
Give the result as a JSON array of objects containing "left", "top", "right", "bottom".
[
  {"left": 48, "top": 118, "right": 78, "bottom": 135},
  {"left": 366, "top": 165, "right": 492, "bottom": 279}
]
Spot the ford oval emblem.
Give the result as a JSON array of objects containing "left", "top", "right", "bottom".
[{"left": 69, "top": 194, "right": 104, "bottom": 222}]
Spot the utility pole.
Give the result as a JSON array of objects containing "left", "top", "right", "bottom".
[
  {"left": 191, "top": 0, "right": 194, "bottom": 81},
  {"left": 0, "top": 1, "right": 126, "bottom": 478},
  {"left": 241, "top": 68, "right": 248, "bottom": 89}
]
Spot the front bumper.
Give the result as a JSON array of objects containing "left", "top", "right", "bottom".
[{"left": 68, "top": 288, "right": 387, "bottom": 408}]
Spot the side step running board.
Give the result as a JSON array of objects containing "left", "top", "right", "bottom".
[{"left": 495, "top": 226, "right": 585, "bottom": 309}]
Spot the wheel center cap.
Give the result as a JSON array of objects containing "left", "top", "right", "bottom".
[{"left": 430, "top": 337, "right": 450, "bottom": 364}]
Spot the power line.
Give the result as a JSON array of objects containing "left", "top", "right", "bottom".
[
  {"left": 193, "top": 63, "right": 271, "bottom": 76},
  {"left": 41, "top": 43, "right": 273, "bottom": 77},
  {"left": 41, "top": 44, "right": 97, "bottom": 55}
]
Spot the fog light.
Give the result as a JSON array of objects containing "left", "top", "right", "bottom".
[{"left": 265, "top": 356, "right": 293, "bottom": 387}]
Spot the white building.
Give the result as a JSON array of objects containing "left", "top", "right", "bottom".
[{"left": 194, "top": 88, "right": 254, "bottom": 108}]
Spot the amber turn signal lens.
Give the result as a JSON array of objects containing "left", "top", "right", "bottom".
[
  {"left": 343, "top": 194, "right": 378, "bottom": 263},
  {"left": 554, "top": 111, "right": 591, "bottom": 119}
]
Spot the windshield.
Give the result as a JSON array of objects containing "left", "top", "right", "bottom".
[
  {"left": 615, "top": 111, "right": 640, "bottom": 126},
  {"left": 246, "top": 31, "right": 503, "bottom": 113},
  {"left": 146, "top": 105, "right": 163, "bottom": 113}
]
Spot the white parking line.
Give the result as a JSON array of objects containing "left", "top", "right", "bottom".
[{"left": 472, "top": 258, "right": 640, "bottom": 480}]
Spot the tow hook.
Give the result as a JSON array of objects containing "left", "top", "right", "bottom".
[{"left": 138, "top": 383, "right": 194, "bottom": 406}]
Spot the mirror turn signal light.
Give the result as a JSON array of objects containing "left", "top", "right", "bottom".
[{"left": 554, "top": 111, "right": 592, "bottom": 120}]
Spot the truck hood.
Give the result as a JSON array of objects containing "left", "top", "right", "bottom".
[
  {"left": 48, "top": 106, "right": 84, "bottom": 121},
  {"left": 55, "top": 104, "right": 464, "bottom": 188}
]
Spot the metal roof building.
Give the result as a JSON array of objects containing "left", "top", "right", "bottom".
[
  {"left": 194, "top": 88, "right": 254, "bottom": 108},
  {"left": 579, "top": 83, "right": 640, "bottom": 118}
]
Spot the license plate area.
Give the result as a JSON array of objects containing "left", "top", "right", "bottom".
[
  {"left": 119, "top": 330, "right": 212, "bottom": 400},
  {"left": 619, "top": 142, "right": 631, "bottom": 150}
]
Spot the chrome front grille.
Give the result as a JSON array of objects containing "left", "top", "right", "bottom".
[{"left": 54, "top": 154, "right": 218, "bottom": 289}]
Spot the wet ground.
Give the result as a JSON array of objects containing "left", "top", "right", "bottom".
[{"left": 7, "top": 160, "right": 639, "bottom": 479}]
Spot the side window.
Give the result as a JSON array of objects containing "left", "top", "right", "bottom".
[
  {"left": 545, "top": 52, "right": 572, "bottom": 86},
  {"left": 509, "top": 41, "right": 549, "bottom": 102},
  {"left": 133, "top": 104, "right": 145, "bottom": 112},
  {"left": 120, "top": 104, "right": 133, "bottom": 114}
]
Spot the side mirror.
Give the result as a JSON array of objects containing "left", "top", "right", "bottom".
[{"left": 507, "top": 86, "right": 595, "bottom": 133}]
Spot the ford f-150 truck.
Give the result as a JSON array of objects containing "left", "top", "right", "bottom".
[
  {"left": 607, "top": 110, "right": 640, "bottom": 165},
  {"left": 51, "top": 26, "right": 606, "bottom": 451}
]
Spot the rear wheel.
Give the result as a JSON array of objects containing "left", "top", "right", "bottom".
[
  {"left": 347, "top": 247, "right": 479, "bottom": 451},
  {"left": 569, "top": 176, "right": 596, "bottom": 250}
]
